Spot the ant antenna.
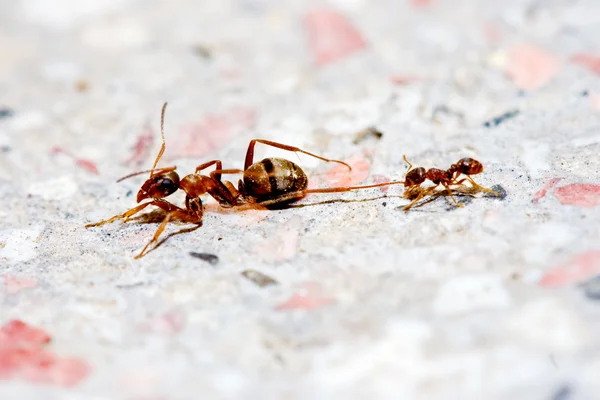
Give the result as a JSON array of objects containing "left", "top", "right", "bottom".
[
  {"left": 150, "top": 102, "right": 168, "bottom": 175},
  {"left": 403, "top": 155, "right": 413, "bottom": 171},
  {"left": 116, "top": 166, "right": 177, "bottom": 183}
]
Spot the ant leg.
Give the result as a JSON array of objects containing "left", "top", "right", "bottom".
[
  {"left": 402, "top": 185, "right": 438, "bottom": 211},
  {"left": 195, "top": 160, "right": 223, "bottom": 180},
  {"left": 85, "top": 202, "right": 153, "bottom": 228},
  {"left": 134, "top": 210, "right": 200, "bottom": 259},
  {"left": 85, "top": 199, "right": 183, "bottom": 228},
  {"left": 223, "top": 181, "right": 239, "bottom": 199},
  {"left": 465, "top": 176, "right": 500, "bottom": 196},
  {"left": 136, "top": 197, "right": 203, "bottom": 259},
  {"left": 208, "top": 169, "right": 245, "bottom": 206},
  {"left": 402, "top": 188, "right": 428, "bottom": 211},
  {"left": 442, "top": 183, "right": 463, "bottom": 208},
  {"left": 244, "top": 139, "right": 351, "bottom": 171},
  {"left": 305, "top": 181, "right": 404, "bottom": 194}
]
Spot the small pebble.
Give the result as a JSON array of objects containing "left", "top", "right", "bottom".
[
  {"left": 552, "top": 385, "right": 573, "bottom": 400},
  {"left": 488, "top": 184, "right": 507, "bottom": 200},
  {"left": 0, "top": 107, "right": 15, "bottom": 119},
  {"left": 483, "top": 110, "right": 520, "bottom": 127},
  {"left": 352, "top": 126, "right": 383, "bottom": 144},
  {"left": 580, "top": 275, "right": 600, "bottom": 300},
  {"left": 189, "top": 252, "right": 219, "bottom": 265},
  {"left": 241, "top": 269, "right": 278, "bottom": 287}
]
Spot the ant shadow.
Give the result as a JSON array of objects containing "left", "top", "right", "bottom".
[
  {"left": 272, "top": 195, "right": 391, "bottom": 209},
  {"left": 397, "top": 184, "right": 506, "bottom": 212},
  {"left": 118, "top": 194, "right": 393, "bottom": 255}
]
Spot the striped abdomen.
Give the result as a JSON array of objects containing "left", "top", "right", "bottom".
[{"left": 243, "top": 157, "right": 308, "bottom": 198}]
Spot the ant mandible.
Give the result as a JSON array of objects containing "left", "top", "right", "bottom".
[
  {"left": 85, "top": 102, "right": 394, "bottom": 258},
  {"left": 399, "top": 155, "right": 499, "bottom": 211}
]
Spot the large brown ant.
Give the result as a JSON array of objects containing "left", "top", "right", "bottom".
[
  {"left": 85, "top": 102, "right": 394, "bottom": 258},
  {"left": 400, "top": 155, "right": 499, "bottom": 211}
]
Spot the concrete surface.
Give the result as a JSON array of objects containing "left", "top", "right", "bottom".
[{"left": 1, "top": 0, "right": 600, "bottom": 399}]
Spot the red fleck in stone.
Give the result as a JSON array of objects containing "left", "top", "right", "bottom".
[
  {"left": 532, "top": 177, "right": 562, "bottom": 203},
  {"left": 506, "top": 44, "right": 560, "bottom": 90},
  {"left": 75, "top": 159, "right": 99, "bottom": 174},
  {"left": 322, "top": 155, "right": 370, "bottom": 187},
  {"left": 139, "top": 309, "right": 185, "bottom": 335},
  {"left": 372, "top": 174, "right": 391, "bottom": 193},
  {"left": 554, "top": 183, "right": 600, "bottom": 208},
  {"left": 411, "top": 0, "right": 434, "bottom": 7},
  {"left": 590, "top": 93, "right": 600, "bottom": 112},
  {"left": 0, "top": 320, "right": 90, "bottom": 387},
  {"left": 275, "top": 294, "right": 334, "bottom": 311},
  {"left": 167, "top": 108, "right": 256, "bottom": 160},
  {"left": 46, "top": 358, "right": 91, "bottom": 388},
  {"left": 0, "top": 320, "right": 51, "bottom": 347},
  {"left": 539, "top": 251, "right": 600, "bottom": 287},
  {"left": 571, "top": 53, "right": 600, "bottom": 76},
  {"left": 50, "top": 146, "right": 98, "bottom": 174},
  {"left": 389, "top": 75, "right": 420, "bottom": 86},
  {"left": 2, "top": 275, "right": 38, "bottom": 294},
  {"left": 304, "top": 8, "right": 366, "bottom": 66},
  {"left": 125, "top": 128, "right": 154, "bottom": 166},
  {"left": 483, "top": 22, "right": 501, "bottom": 44}
]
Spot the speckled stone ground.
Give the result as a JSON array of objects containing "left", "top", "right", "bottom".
[{"left": 1, "top": 0, "right": 600, "bottom": 399}]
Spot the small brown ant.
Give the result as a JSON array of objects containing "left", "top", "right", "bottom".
[
  {"left": 85, "top": 102, "right": 394, "bottom": 258},
  {"left": 400, "top": 155, "right": 498, "bottom": 211}
]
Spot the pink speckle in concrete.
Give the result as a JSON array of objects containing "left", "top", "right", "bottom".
[
  {"left": 304, "top": 7, "right": 366, "bottom": 66},
  {"left": 571, "top": 53, "right": 600, "bottom": 76},
  {"left": 371, "top": 174, "right": 391, "bottom": 193},
  {"left": 483, "top": 22, "right": 501, "bottom": 44},
  {"left": 0, "top": 320, "right": 90, "bottom": 387},
  {"left": 125, "top": 127, "right": 154, "bottom": 167},
  {"left": 321, "top": 155, "right": 370, "bottom": 187},
  {"left": 532, "top": 177, "right": 562, "bottom": 203},
  {"left": 2, "top": 275, "right": 38, "bottom": 294},
  {"left": 253, "top": 216, "right": 301, "bottom": 263},
  {"left": 138, "top": 309, "right": 185, "bottom": 335},
  {"left": 389, "top": 75, "right": 420, "bottom": 86},
  {"left": 51, "top": 146, "right": 99, "bottom": 175},
  {"left": 554, "top": 183, "right": 600, "bottom": 208},
  {"left": 411, "top": 0, "right": 434, "bottom": 7},
  {"left": 166, "top": 108, "right": 256, "bottom": 160},
  {"left": 0, "top": 320, "right": 51, "bottom": 347},
  {"left": 276, "top": 283, "right": 334, "bottom": 311},
  {"left": 539, "top": 250, "right": 600, "bottom": 287},
  {"left": 590, "top": 93, "right": 600, "bottom": 112},
  {"left": 506, "top": 44, "right": 560, "bottom": 90}
]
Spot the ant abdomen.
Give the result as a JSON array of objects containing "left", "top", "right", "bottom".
[
  {"left": 454, "top": 158, "right": 483, "bottom": 175},
  {"left": 243, "top": 157, "right": 308, "bottom": 197}
]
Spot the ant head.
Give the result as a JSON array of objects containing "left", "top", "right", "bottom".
[
  {"left": 405, "top": 167, "right": 426, "bottom": 187},
  {"left": 137, "top": 170, "right": 180, "bottom": 202},
  {"left": 457, "top": 158, "right": 483, "bottom": 175}
]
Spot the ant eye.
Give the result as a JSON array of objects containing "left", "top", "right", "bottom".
[{"left": 160, "top": 179, "right": 173, "bottom": 188}]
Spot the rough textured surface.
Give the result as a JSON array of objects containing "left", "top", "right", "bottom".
[{"left": 1, "top": 0, "right": 600, "bottom": 399}]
